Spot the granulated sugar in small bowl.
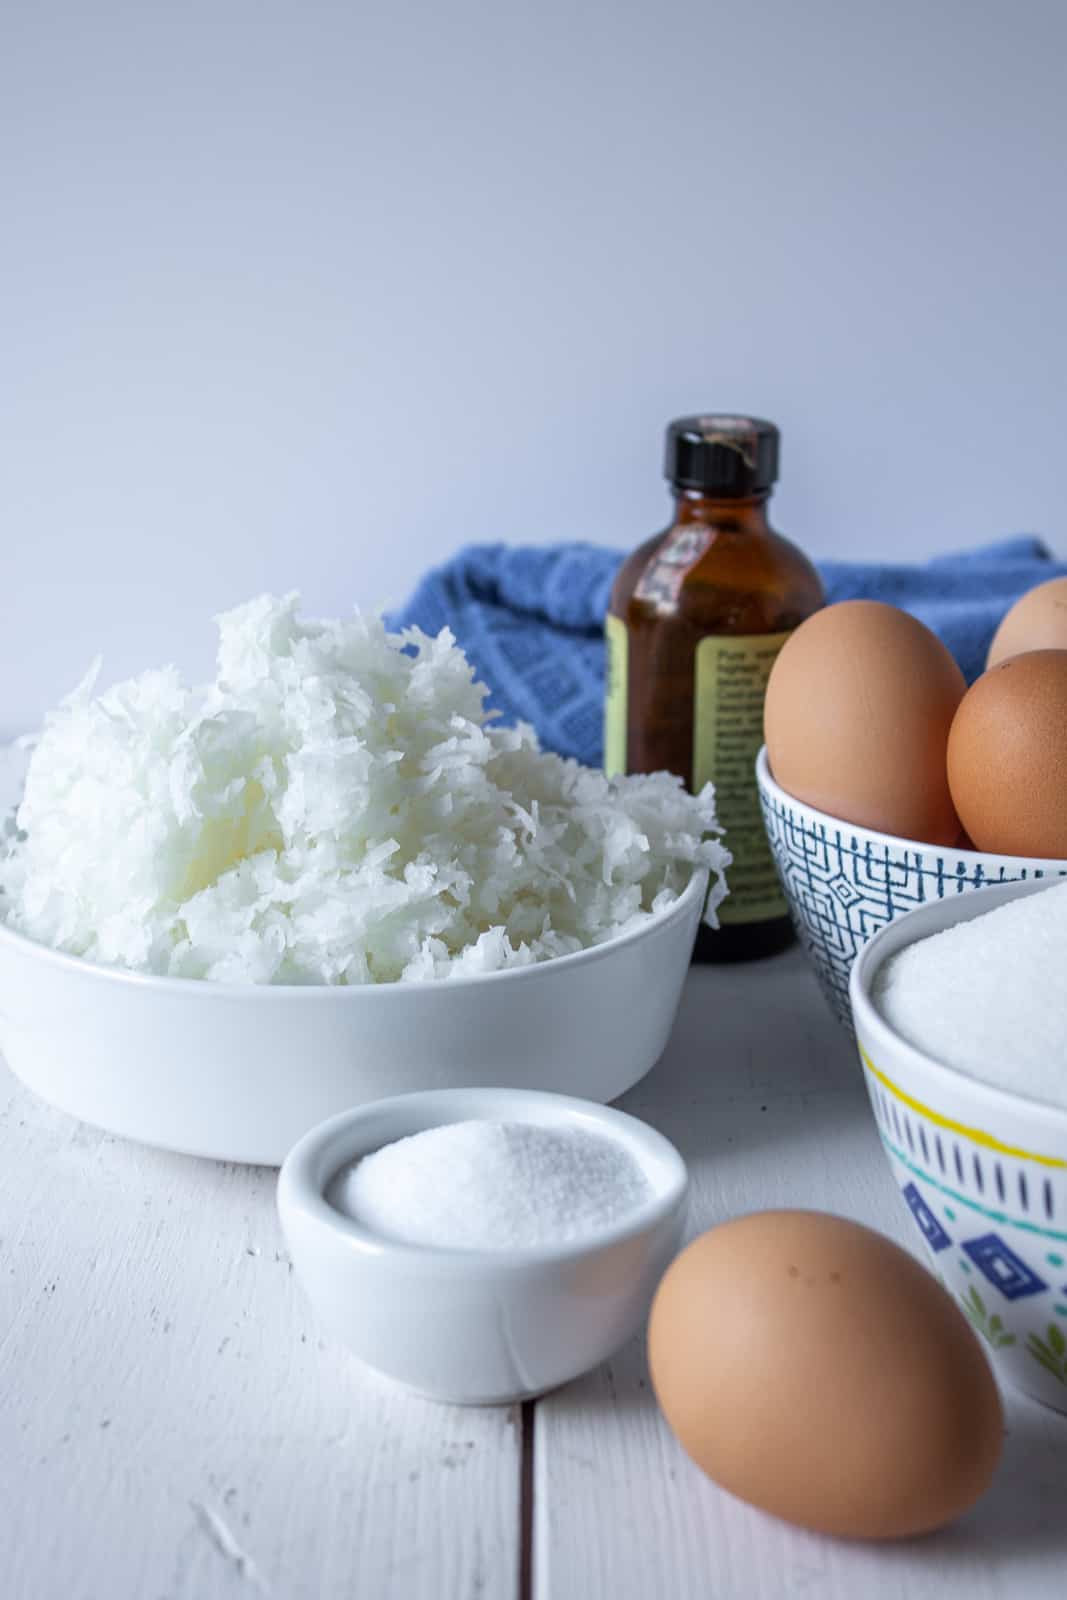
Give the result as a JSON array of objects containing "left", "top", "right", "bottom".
[
  {"left": 0, "top": 595, "right": 727, "bottom": 1163},
  {"left": 331, "top": 1118, "right": 654, "bottom": 1250},
  {"left": 278, "top": 1087, "right": 689, "bottom": 1403},
  {"left": 850, "top": 878, "right": 1067, "bottom": 1413}
]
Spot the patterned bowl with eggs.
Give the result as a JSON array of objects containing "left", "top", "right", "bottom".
[
  {"left": 755, "top": 746, "right": 1067, "bottom": 1027},
  {"left": 850, "top": 880, "right": 1067, "bottom": 1413}
]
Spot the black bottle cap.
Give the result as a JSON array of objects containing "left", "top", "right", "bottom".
[{"left": 665, "top": 415, "right": 779, "bottom": 496}]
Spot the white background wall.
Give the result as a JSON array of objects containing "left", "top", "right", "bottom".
[{"left": 4, "top": 0, "right": 1066, "bottom": 738}]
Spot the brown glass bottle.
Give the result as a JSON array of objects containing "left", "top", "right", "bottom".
[{"left": 604, "top": 416, "right": 824, "bottom": 962}]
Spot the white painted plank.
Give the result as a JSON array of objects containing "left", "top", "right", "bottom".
[
  {"left": 535, "top": 953, "right": 1067, "bottom": 1600},
  {"left": 0, "top": 1068, "right": 519, "bottom": 1600}
]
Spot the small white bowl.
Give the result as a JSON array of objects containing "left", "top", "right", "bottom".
[
  {"left": 277, "top": 1087, "right": 688, "bottom": 1405},
  {"left": 850, "top": 880, "right": 1067, "bottom": 1413},
  {"left": 0, "top": 868, "right": 707, "bottom": 1165}
]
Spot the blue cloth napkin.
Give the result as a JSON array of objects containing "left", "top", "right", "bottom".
[{"left": 390, "top": 537, "right": 1066, "bottom": 764}]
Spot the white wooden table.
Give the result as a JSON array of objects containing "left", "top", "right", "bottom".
[{"left": 2, "top": 950, "right": 1065, "bottom": 1600}]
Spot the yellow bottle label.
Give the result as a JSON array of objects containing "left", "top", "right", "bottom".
[
  {"left": 603, "top": 613, "right": 629, "bottom": 778},
  {"left": 693, "top": 632, "right": 791, "bottom": 924}
]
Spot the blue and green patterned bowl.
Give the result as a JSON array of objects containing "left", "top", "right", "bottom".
[
  {"left": 756, "top": 746, "right": 1067, "bottom": 1028},
  {"left": 851, "top": 878, "right": 1067, "bottom": 1413}
]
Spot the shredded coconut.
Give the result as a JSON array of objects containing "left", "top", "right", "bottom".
[
  {"left": 331, "top": 1120, "right": 652, "bottom": 1249},
  {"left": 0, "top": 594, "right": 728, "bottom": 984},
  {"left": 874, "top": 880, "right": 1067, "bottom": 1106}
]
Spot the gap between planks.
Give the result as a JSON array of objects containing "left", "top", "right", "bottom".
[{"left": 520, "top": 1400, "right": 536, "bottom": 1600}]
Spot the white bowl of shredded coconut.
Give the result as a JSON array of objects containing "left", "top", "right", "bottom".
[{"left": 0, "top": 596, "right": 726, "bottom": 1163}]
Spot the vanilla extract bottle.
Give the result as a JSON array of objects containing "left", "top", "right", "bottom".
[{"left": 604, "top": 415, "right": 824, "bottom": 962}]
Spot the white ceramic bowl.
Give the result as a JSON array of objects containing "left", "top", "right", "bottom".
[
  {"left": 756, "top": 746, "right": 1067, "bottom": 1026},
  {"left": 851, "top": 879, "right": 1067, "bottom": 1413},
  {"left": 0, "top": 869, "right": 707, "bottom": 1165},
  {"left": 277, "top": 1087, "right": 689, "bottom": 1404}
]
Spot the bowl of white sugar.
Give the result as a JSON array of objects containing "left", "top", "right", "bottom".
[
  {"left": 0, "top": 596, "right": 727, "bottom": 1164},
  {"left": 850, "top": 877, "right": 1067, "bottom": 1412},
  {"left": 277, "top": 1087, "right": 689, "bottom": 1404}
]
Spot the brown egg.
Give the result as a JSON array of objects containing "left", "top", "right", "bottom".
[
  {"left": 764, "top": 601, "right": 965, "bottom": 845},
  {"left": 988, "top": 576, "right": 1067, "bottom": 668},
  {"left": 648, "top": 1211, "right": 1002, "bottom": 1540},
  {"left": 947, "top": 650, "right": 1067, "bottom": 857}
]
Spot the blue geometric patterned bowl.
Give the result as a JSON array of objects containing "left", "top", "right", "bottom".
[
  {"left": 756, "top": 746, "right": 1067, "bottom": 1027},
  {"left": 851, "top": 879, "right": 1067, "bottom": 1413}
]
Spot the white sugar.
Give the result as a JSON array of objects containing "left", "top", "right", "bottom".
[
  {"left": 874, "top": 881, "right": 1067, "bottom": 1107},
  {"left": 331, "top": 1120, "right": 652, "bottom": 1250}
]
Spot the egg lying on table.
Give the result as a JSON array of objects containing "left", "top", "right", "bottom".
[
  {"left": 764, "top": 601, "right": 966, "bottom": 845},
  {"left": 648, "top": 1211, "right": 1003, "bottom": 1539}
]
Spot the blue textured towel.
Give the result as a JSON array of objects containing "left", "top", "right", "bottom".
[{"left": 390, "top": 537, "right": 1066, "bottom": 764}]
